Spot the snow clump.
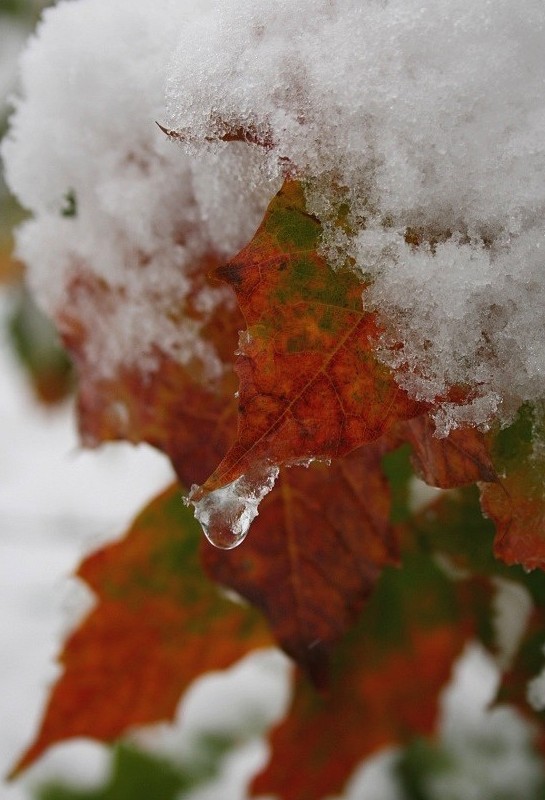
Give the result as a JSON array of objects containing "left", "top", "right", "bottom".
[
  {"left": 167, "top": 0, "right": 545, "bottom": 431},
  {"left": 1, "top": 0, "right": 276, "bottom": 381},
  {"left": 4, "top": 0, "right": 545, "bottom": 429}
]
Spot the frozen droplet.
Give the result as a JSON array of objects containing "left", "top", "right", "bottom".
[
  {"left": 189, "top": 465, "right": 279, "bottom": 550},
  {"left": 202, "top": 516, "right": 249, "bottom": 550}
]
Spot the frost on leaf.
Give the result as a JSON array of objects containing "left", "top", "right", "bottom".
[
  {"left": 11, "top": 485, "right": 271, "bottom": 777},
  {"left": 202, "top": 442, "right": 397, "bottom": 685},
  {"left": 197, "top": 179, "right": 426, "bottom": 499}
]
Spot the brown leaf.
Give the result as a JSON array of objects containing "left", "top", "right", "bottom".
[
  {"left": 481, "top": 477, "right": 545, "bottom": 570},
  {"left": 75, "top": 354, "right": 237, "bottom": 487},
  {"left": 202, "top": 442, "right": 398, "bottom": 685},
  {"left": 11, "top": 484, "right": 271, "bottom": 777},
  {"left": 403, "top": 415, "right": 497, "bottom": 488},
  {"left": 57, "top": 263, "right": 241, "bottom": 487},
  {"left": 197, "top": 180, "right": 426, "bottom": 497},
  {"left": 479, "top": 407, "right": 545, "bottom": 571},
  {"left": 252, "top": 550, "right": 479, "bottom": 800}
]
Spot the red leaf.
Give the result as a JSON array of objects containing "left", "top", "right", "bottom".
[
  {"left": 11, "top": 484, "right": 271, "bottom": 777},
  {"left": 479, "top": 407, "right": 545, "bottom": 571},
  {"left": 197, "top": 180, "right": 426, "bottom": 497},
  {"left": 252, "top": 550, "right": 479, "bottom": 800},
  {"left": 57, "top": 263, "right": 241, "bottom": 487},
  {"left": 403, "top": 415, "right": 497, "bottom": 488},
  {"left": 75, "top": 353, "right": 237, "bottom": 487},
  {"left": 202, "top": 442, "right": 398, "bottom": 685},
  {"left": 481, "top": 477, "right": 545, "bottom": 571}
]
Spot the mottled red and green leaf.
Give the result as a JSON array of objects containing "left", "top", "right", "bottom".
[
  {"left": 198, "top": 180, "right": 425, "bottom": 496},
  {"left": 253, "top": 549, "right": 481, "bottom": 800},
  {"left": 203, "top": 442, "right": 398, "bottom": 685},
  {"left": 12, "top": 485, "right": 271, "bottom": 776}
]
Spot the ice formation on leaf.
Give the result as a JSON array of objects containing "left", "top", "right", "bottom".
[
  {"left": 189, "top": 464, "right": 279, "bottom": 550},
  {"left": 201, "top": 443, "right": 398, "bottom": 683},
  {"left": 196, "top": 179, "right": 425, "bottom": 500}
]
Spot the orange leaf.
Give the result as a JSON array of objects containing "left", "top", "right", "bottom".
[
  {"left": 479, "top": 407, "right": 545, "bottom": 571},
  {"left": 58, "top": 263, "right": 241, "bottom": 487},
  {"left": 198, "top": 180, "right": 426, "bottom": 496},
  {"left": 11, "top": 484, "right": 271, "bottom": 777},
  {"left": 481, "top": 479, "right": 545, "bottom": 570},
  {"left": 202, "top": 442, "right": 398, "bottom": 685},
  {"left": 75, "top": 354, "right": 237, "bottom": 487},
  {"left": 402, "top": 415, "right": 496, "bottom": 488},
  {"left": 252, "top": 550, "right": 478, "bottom": 800}
]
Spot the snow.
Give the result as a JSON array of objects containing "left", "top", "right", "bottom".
[
  {"left": 5, "top": 0, "right": 545, "bottom": 430},
  {"left": 492, "top": 577, "right": 533, "bottom": 672},
  {"left": 166, "top": 0, "right": 545, "bottom": 432},
  {"left": 1, "top": 0, "right": 276, "bottom": 382},
  {"left": 430, "top": 644, "right": 545, "bottom": 800}
]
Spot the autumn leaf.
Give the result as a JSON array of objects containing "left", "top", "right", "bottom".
[
  {"left": 197, "top": 180, "right": 426, "bottom": 497},
  {"left": 402, "top": 415, "right": 496, "bottom": 489},
  {"left": 252, "top": 548, "right": 481, "bottom": 800},
  {"left": 11, "top": 484, "right": 271, "bottom": 777},
  {"left": 403, "top": 484, "right": 545, "bottom": 747},
  {"left": 202, "top": 442, "right": 398, "bottom": 686},
  {"left": 479, "top": 406, "right": 545, "bottom": 571},
  {"left": 8, "top": 287, "right": 73, "bottom": 406},
  {"left": 75, "top": 353, "right": 237, "bottom": 487},
  {"left": 58, "top": 262, "right": 240, "bottom": 487},
  {"left": 404, "top": 486, "right": 506, "bottom": 583}
]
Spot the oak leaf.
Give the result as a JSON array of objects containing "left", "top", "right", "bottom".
[
  {"left": 11, "top": 484, "right": 271, "bottom": 776},
  {"left": 202, "top": 442, "right": 398, "bottom": 685},
  {"left": 252, "top": 549, "right": 479, "bottom": 800},
  {"left": 197, "top": 180, "right": 426, "bottom": 497}
]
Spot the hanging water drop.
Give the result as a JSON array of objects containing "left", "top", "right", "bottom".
[
  {"left": 201, "top": 516, "right": 249, "bottom": 550},
  {"left": 188, "top": 465, "right": 279, "bottom": 550}
]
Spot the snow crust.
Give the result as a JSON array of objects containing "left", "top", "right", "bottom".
[
  {"left": 1, "top": 0, "right": 275, "bottom": 381},
  {"left": 4, "top": 0, "right": 545, "bottom": 427},
  {"left": 166, "top": 0, "right": 545, "bottom": 431}
]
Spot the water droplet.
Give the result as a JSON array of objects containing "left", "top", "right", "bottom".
[
  {"left": 202, "top": 518, "right": 249, "bottom": 550},
  {"left": 189, "top": 465, "right": 279, "bottom": 550}
]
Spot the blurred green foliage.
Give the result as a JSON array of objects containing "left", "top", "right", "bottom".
[{"left": 36, "top": 736, "right": 235, "bottom": 800}]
